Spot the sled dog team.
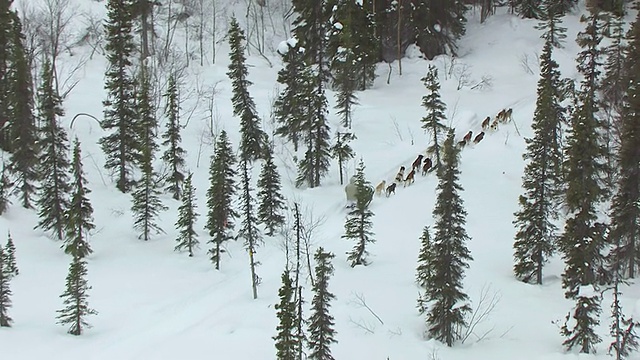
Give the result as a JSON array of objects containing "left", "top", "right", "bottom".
[{"left": 374, "top": 108, "right": 513, "bottom": 198}]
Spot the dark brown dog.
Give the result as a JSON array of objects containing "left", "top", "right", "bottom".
[
  {"left": 385, "top": 182, "right": 397, "bottom": 197},
  {"left": 473, "top": 131, "right": 485, "bottom": 144},
  {"left": 462, "top": 130, "right": 473, "bottom": 143},
  {"left": 481, "top": 116, "right": 491, "bottom": 130},
  {"left": 421, "top": 158, "right": 432, "bottom": 176},
  {"left": 411, "top": 154, "right": 424, "bottom": 172},
  {"left": 404, "top": 169, "right": 416, "bottom": 187}
]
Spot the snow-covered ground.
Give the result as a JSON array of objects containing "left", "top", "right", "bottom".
[{"left": 2, "top": 1, "right": 638, "bottom": 359}]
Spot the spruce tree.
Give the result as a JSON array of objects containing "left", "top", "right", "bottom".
[
  {"left": 161, "top": 73, "right": 186, "bottom": 200},
  {"left": 56, "top": 255, "right": 97, "bottom": 335},
  {"left": 8, "top": 12, "right": 38, "bottom": 209},
  {"left": 342, "top": 159, "right": 375, "bottom": 267},
  {"left": 291, "top": 203, "right": 308, "bottom": 360},
  {"left": 291, "top": 0, "right": 331, "bottom": 79},
  {"left": 274, "top": 40, "right": 308, "bottom": 152},
  {"left": 0, "top": 246, "right": 13, "bottom": 327},
  {"left": 420, "top": 65, "right": 448, "bottom": 168},
  {"left": 307, "top": 248, "right": 337, "bottom": 360},
  {"left": 257, "top": 144, "right": 286, "bottom": 236},
  {"left": 35, "top": 58, "right": 71, "bottom": 241},
  {"left": 238, "top": 159, "right": 262, "bottom": 299},
  {"left": 411, "top": 0, "right": 468, "bottom": 59},
  {"left": 205, "top": 130, "right": 237, "bottom": 270},
  {"left": 4, "top": 231, "right": 18, "bottom": 278},
  {"left": 608, "top": 260, "right": 640, "bottom": 360},
  {"left": 0, "top": 161, "right": 10, "bottom": 215},
  {"left": 535, "top": 0, "right": 568, "bottom": 48},
  {"left": 175, "top": 172, "right": 199, "bottom": 257},
  {"left": 0, "top": 0, "right": 13, "bottom": 151},
  {"left": 512, "top": 38, "right": 565, "bottom": 285},
  {"left": 296, "top": 74, "right": 332, "bottom": 189},
  {"left": 63, "top": 139, "right": 94, "bottom": 259},
  {"left": 131, "top": 65, "right": 166, "bottom": 241},
  {"left": 274, "top": 269, "right": 298, "bottom": 360},
  {"left": 330, "top": 131, "right": 355, "bottom": 186},
  {"left": 101, "top": 0, "right": 140, "bottom": 193},
  {"left": 514, "top": 0, "right": 541, "bottom": 19},
  {"left": 559, "top": 10, "right": 609, "bottom": 354},
  {"left": 416, "top": 226, "right": 435, "bottom": 313},
  {"left": 227, "top": 17, "right": 267, "bottom": 162},
  {"left": 424, "top": 130, "right": 472, "bottom": 347},
  {"left": 607, "top": 8, "right": 640, "bottom": 279}
]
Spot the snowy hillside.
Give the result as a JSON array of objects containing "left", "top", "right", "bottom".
[{"left": 1, "top": 1, "right": 639, "bottom": 359}]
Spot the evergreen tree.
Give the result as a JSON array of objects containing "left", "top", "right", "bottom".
[
  {"left": 512, "top": 38, "right": 565, "bottom": 285},
  {"left": 296, "top": 74, "right": 332, "bottom": 189},
  {"left": 8, "top": 12, "right": 38, "bottom": 209},
  {"left": 420, "top": 65, "right": 448, "bottom": 168},
  {"left": 63, "top": 139, "right": 94, "bottom": 259},
  {"left": 100, "top": 0, "right": 140, "bottom": 193},
  {"left": 274, "top": 269, "right": 298, "bottom": 360},
  {"left": 291, "top": 0, "right": 331, "bottom": 79},
  {"left": 291, "top": 203, "right": 308, "bottom": 360},
  {"left": 274, "top": 40, "right": 308, "bottom": 152},
  {"left": 35, "top": 58, "right": 71, "bottom": 241},
  {"left": 559, "top": 10, "right": 609, "bottom": 354},
  {"left": 416, "top": 226, "right": 436, "bottom": 313},
  {"left": 161, "top": 73, "right": 186, "bottom": 200},
  {"left": 131, "top": 64, "right": 166, "bottom": 241},
  {"left": 227, "top": 17, "right": 267, "bottom": 162},
  {"left": 0, "top": 246, "right": 12, "bottom": 327},
  {"left": 514, "top": 0, "right": 541, "bottom": 19},
  {"left": 330, "top": 131, "right": 355, "bottom": 186},
  {"left": 411, "top": 0, "right": 468, "bottom": 59},
  {"left": 257, "top": 144, "right": 286, "bottom": 236},
  {"left": 342, "top": 159, "right": 375, "bottom": 267},
  {"left": 608, "top": 258, "right": 640, "bottom": 360},
  {"left": 535, "top": 0, "right": 568, "bottom": 48},
  {"left": 175, "top": 172, "right": 199, "bottom": 257},
  {"left": 4, "top": 231, "right": 18, "bottom": 279},
  {"left": 238, "top": 159, "right": 262, "bottom": 299},
  {"left": 56, "top": 255, "right": 97, "bottom": 335},
  {"left": 307, "top": 248, "right": 337, "bottom": 360},
  {"left": 0, "top": 0, "right": 13, "bottom": 151},
  {"left": 205, "top": 130, "right": 237, "bottom": 270},
  {"left": 423, "top": 131, "right": 472, "bottom": 347},
  {"left": 0, "top": 161, "right": 10, "bottom": 215},
  {"left": 607, "top": 8, "right": 640, "bottom": 279}
]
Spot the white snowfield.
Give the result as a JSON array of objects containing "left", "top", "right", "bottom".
[{"left": 1, "top": 1, "right": 637, "bottom": 359}]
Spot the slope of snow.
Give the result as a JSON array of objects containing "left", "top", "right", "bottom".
[{"left": 1, "top": 1, "right": 638, "bottom": 359}]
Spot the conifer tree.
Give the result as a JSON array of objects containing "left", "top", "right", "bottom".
[
  {"left": 0, "top": 246, "right": 13, "bottom": 327},
  {"left": 423, "top": 131, "right": 472, "bottom": 347},
  {"left": 4, "top": 231, "right": 18, "bottom": 278},
  {"left": 330, "top": 131, "right": 355, "bottom": 186},
  {"left": 205, "top": 130, "right": 237, "bottom": 270},
  {"left": 535, "top": 0, "right": 568, "bottom": 48},
  {"left": 607, "top": 8, "right": 640, "bottom": 279},
  {"left": 8, "top": 12, "right": 38, "bottom": 209},
  {"left": 420, "top": 65, "right": 448, "bottom": 168},
  {"left": 514, "top": 0, "right": 541, "bottom": 19},
  {"left": 296, "top": 75, "right": 332, "bottom": 189},
  {"left": 56, "top": 255, "right": 97, "bottom": 335},
  {"left": 291, "top": 0, "right": 331, "bottom": 79},
  {"left": 343, "top": 159, "right": 375, "bottom": 267},
  {"left": 257, "top": 144, "right": 286, "bottom": 236},
  {"left": 274, "top": 40, "right": 308, "bottom": 152},
  {"left": 131, "top": 65, "right": 166, "bottom": 241},
  {"left": 0, "top": 162, "right": 10, "bottom": 215},
  {"left": 0, "top": 0, "right": 13, "bottom": 151},
  {"left": 274, "top": 269, "right": 298, "bottom": 360},
  {"left": 101, "top": 0, "right": 140, "bottom": 193},
  {"left": 291, "top": 203, "right": 308, "bottom": 360},
  {"left": 227, "top": 17, "right": 267, "bottom": 162},
  {"left": 411, "top": 0, "right": 468, "bottom": 59},
  {"left": 175, "top": 173, "right": 199, "bottom": 257},
  {"left": 307, "top": 248, "right": 337, "bottom": 360},
  {"left": 35, "top": 59, "right": 71, "bottom": 241},
  {"left": 416, "top": 226, "right": 435, "bottom": 312},
  {"left": 161, "top": 73, "right": 186, "bottom": 200},
  {"left": 512, "top": 38, "right": 565, "bottom": 285},
  {"left": 238, "top": 159, "right": 262, "bottom": 299},
  {"left": 63, "top": 139, "right": 94, "bottom": 259},
  {"left": 559, "top": 10, "right": 609, "bottom": 354},
  {"left": 608, "top": 256, "right": 640, "bottom": 360}
]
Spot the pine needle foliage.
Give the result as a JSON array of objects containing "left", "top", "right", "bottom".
[
  {"left": 175, "top": 173, "right": 199, "bottom": 257},
  {"left": 343, "top": 159, "right": 375, "bottom": 267},
  {"left": 63, "top": 139, "right": 94, "bottom": 259},
  {"left": 56, "top": 255, "right": 97, "bottom": 335}
]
